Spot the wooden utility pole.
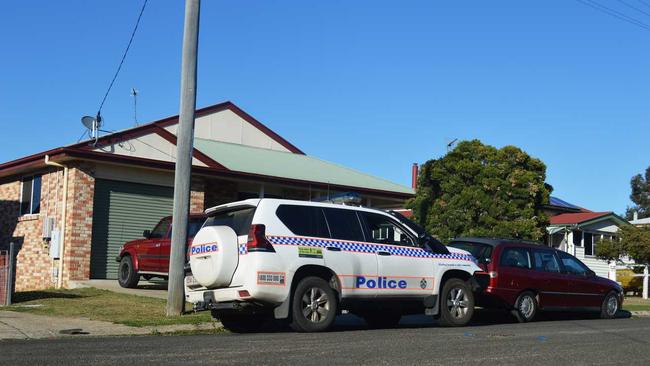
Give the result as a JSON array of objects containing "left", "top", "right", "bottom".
[{"left": 167, "top": 0, "right": 201, "bottom": 316}]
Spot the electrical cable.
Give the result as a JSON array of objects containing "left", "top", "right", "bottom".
[
  {"left": 575, "top": 0, "right": 650, "bottom": 31},
  {"left": 96, "top": 0, "right": 149, "bottom": 115},
  {"left": 615, "top": 0, "right": 650, "bottom": 17}
]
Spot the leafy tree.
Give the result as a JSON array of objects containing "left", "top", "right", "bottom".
[
  {"left": 408, "top": 139, "right": 551, "bottom": 243},
  {"left": 625, "top": 166, "right": 650, "bottom": 220},
  {"left": 596, "top": 225, "right": 650, "bottom": 265}
]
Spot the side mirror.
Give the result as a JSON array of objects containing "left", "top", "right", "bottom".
[{"left": 142, "top": 230, "right": 151, "bottom": 239}]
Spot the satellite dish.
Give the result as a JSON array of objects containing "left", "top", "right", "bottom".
[{"left": 81, "top": 116, "right": 95, "bottom": 130}]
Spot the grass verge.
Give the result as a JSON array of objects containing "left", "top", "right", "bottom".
[
  {"left": 5, "top": 287, "right": 213, "bottom": 327},
  {"left": 623, "top": 297, "right": 650, "bottom": 312}
]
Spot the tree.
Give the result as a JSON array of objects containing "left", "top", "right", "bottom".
[
  {"left": 408, "top": 139, "right": 551, "bottom": 243},
  {"left": 595, "top": 225, "right": 650, "bottom": 265},
  {"left": 625, "top": 166, "right": 650, "bottom": 220}
]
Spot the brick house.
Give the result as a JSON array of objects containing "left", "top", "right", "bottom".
[{"left": 0, "top": 101, "right": 413, "bottom": 291}]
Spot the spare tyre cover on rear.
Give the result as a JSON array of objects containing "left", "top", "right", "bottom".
[{"left": 189, "top": 226, "right": 239, "bottom": 289}]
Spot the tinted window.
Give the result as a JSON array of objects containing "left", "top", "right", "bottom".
[
  {"left": 169, "top": 218, "right": 205, "bottom": 238},
  {"left": 323, "top": 208, "right": 364, "bottom": 242},
  {"left": 150, "top": 218, "right": 171, "bottom": 239},
  {"left": 204, "top": 207, "right": 256, "bottom": 236},
  {"left": 500, "top": 247, "right": 531, "bottom": 269},
  {"left": 532, "top": 249, "right": 561, "bottom": 273},
  {"left": 276, "top": 205, "right": 330, "bottom": 238},
  {"left": 558, "top": 252, "right": 590, "bottom": 276},
  {"left": 361, "top": 212, "right": 415, "bottom": 247},
  {"left": 20, "top": 175, "right": 41, "bottom": 215},
  {"left": 449, "top": 242, "right": 493, "bottom": 262}
]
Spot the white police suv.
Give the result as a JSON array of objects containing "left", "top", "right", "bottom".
[{"left": 185, "top": 198, "right": 483, "bottom": 332}]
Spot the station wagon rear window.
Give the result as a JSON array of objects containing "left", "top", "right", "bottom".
[{"left": 448, "top": 242, "right": 493, "bottom": 262}]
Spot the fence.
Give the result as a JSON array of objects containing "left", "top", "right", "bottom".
[
  {"left": 0, "top": 243, "right": 16, "bottom": 306},
  {"left": 609, "top": 263, "right": 649, "bottom": 299}
]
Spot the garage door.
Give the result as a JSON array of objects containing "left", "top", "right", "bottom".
[{"left": 91, "top": 179, "right": 174, "bottom": 279}]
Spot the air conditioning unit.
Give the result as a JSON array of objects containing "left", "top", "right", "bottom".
[{"left": 42, "top": 216, "right": 55, "bottom": 240}]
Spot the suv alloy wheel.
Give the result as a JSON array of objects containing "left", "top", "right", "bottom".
[
  {"left": 439, "top": 278, "right": 474, "bottom": 327},
  {"left": 290, "top": 276, "right": 338, "bottom": 332}
]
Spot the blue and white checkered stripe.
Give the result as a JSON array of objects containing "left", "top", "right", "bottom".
[
  {"left": 266, "top": 236, "right": 475, "bottom": 261},
  {"left": 238, "top": 243, "right": 247, "bottom": 255}
]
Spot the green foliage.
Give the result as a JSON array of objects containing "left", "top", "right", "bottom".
[
  {"left": 625, "top": 166, "right": 650, "bottom": 220},
  {"left": 408, "top": 140, "right": 551, "bottom": 243},
  {"left": 594, "top": 237, "right": 624, "bottom": 262},
  {"left": 595, "top": 225, "right": 650, "bottom": 265}
]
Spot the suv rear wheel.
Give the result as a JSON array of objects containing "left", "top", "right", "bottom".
[
  {"left": 513, "top": 291, "right": 538, "bottom": 323},
  {"left": 439, "top": 278, "right": 474, "bottom": 327},
  {"left": 290, "top": 276, "right": 338, "bottom": 332},
  {"left": 117, "top": 255, "right": 139, "bottom": 288}
]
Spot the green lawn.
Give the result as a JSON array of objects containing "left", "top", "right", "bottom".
[
  {"left": 623, "top": 297, "right": 650, "bottom": 312},
  {"left": 5, "top": 288, "right": 213, "bottom": 327}
]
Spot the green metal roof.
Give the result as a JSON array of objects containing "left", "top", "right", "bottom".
[{"left": 194, "top": 138, "right": 414, "bottom": 195}]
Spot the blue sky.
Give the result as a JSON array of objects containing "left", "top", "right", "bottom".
[{"left": 0, "top": 1, "right": 648, "bottom": 214}]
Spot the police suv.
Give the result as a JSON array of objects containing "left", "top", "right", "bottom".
[{"left": 185, "top": 198, "right": 483, "bottom": 332}]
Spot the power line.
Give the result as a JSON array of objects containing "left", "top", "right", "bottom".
[
  {"left": 638, "top": 0, "right": 650, "bottom": 9},
  {"left": 616, "top": 0, "right": 650, "bottom": 17},
  {"left": 575, "top": 0, "right": 650, "bottom": 31},
  {"left": 97, "top": 0, "right": 149, "bottom": 115}
]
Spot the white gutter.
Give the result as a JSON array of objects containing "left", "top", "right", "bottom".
[{"left": 44, "top": 155, "right": 68, "bottom": 289}]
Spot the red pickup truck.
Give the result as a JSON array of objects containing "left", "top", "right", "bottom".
[{"left": 116, "top": 214, "right": 206, "bottom": 288}]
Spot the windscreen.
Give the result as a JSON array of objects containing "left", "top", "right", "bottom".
[
  {"left": 448, "top": 242, "right": 493, "bottom": 262},
  {"left": 203, "top": 207, "right": 256, "bottom": 236}
]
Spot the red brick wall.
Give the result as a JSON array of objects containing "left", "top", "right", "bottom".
[
  {"left": 0, "top": 170, "right": 66, "bottom": 291},
  {"left": 190, "top": 178, "right": 205, "bottom": 213},
  {"left": 61, "top": 163, "right": 95, "bottom": 286}
]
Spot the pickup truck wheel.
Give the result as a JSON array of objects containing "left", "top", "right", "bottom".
[
  {"left": 290, "top": 276, "right": 338, "bottom": 332},
  {"left": 438, "top": 278, "right": 474, "bottom": 327},
  {"left": 512, "top": 291, "right": 538, "bottom": 323},
  {"left": 117, "top": 256, "right": 139, "bottom": 288},
  {"left": 363, "top": 311, "right": 402, "bottom": 329},
  {"left": 600, "top": 291, "right": 619, "bottom": 319},
  {"left": 213, "top": 311, "right": 270, "bottom": 333}
]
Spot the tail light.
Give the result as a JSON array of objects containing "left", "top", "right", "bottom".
[
  {"left": 488, "top": 271, "right": 498, "bottom": 287},
  {"left": 246, "top": 224, "right": 275, "bottom": 252}
]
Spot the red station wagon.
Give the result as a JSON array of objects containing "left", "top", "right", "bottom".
[
  {"left": 116, "top": 214, "right": 206, "bottom": 288},
  {"left": 448, "top": 238, "right": 624, "bottom": 322}
]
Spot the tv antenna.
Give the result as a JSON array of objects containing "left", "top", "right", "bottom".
[
  {"left": 446, "top": 138, "right": 458, "bottom": 152},
  {"left": 81, "top": 114, "right": 103, "bottom": 145},
  {"left": 131, "top": 87, "right": 139, "bottom": 126}
]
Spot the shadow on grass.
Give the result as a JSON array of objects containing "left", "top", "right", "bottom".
[{"left": 12, "top": 290, "right": 85, "bottom": 303}]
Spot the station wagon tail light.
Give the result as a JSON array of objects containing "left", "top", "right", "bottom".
[
  {"left": 488, "top": 271, "right": 498, "bottom": 278},
  {"left": 246, "top": 224, "right": 275, "bottom": 252}
]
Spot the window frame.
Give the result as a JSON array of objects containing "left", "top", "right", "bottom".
[
  {"left": 557, "top": 251, "right": 592, "bottom": 277},
  {"left": 19, "top": 175, "right": 42, "bottom": 216},
  {"left": 358, "top": 211, "right": 418, "bottom": 248},
  {"left": 321, "top": 207, "right": 366, "bottom": 243}
]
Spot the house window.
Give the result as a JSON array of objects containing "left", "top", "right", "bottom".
[
  {"left": 572, "top": 230, "right": 583, "bottom": 247},
  {"left": 20, "top": 175, "right": 42, "bottom": 215},
  {"left": 584, "top": 232, "right": 593, "bottom": 256}
]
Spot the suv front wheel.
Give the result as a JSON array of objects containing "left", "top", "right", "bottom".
[
  {"left": 438, "top": 278, "right": 474, "bottom": 327},
  {"left": 290, "top": 276, "right": 338, "bottom": 332}
]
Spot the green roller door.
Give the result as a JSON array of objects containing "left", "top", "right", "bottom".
[{"left": 91, "top": 179, "right": 174, "bottom": 279}]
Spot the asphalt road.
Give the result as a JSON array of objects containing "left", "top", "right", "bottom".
[{"left": 1, "top": 311, "right": 649, "bottom": 366}]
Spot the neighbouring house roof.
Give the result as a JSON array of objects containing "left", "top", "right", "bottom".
[
  {"left": 630, "top": 217, "right": 650, "bottom": 226},
  {"left": 193, "top": 138, "right": 414, "bottom": 195},
  {"left": 549, "top": 211, "right": 628, "bottom": 227},
  {"left": 546, "top": 196, "right": 592, "bottom": 214}
]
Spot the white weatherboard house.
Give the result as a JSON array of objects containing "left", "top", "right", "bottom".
[{"left": 545, "top": 197, "right": 628, "bottom": 278}]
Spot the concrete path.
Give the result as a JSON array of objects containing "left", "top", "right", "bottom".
[
  {"left": 0, "top": 311, "right": 220, "bottom": 340},
  {"left": 69, "top": 279, "right": 168, "bottom": 299}
]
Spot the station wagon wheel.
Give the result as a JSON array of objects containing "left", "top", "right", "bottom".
[
  {"left": 513, "top": 291, "right": 538, "bottom": 323},
  {"left": 439, "top": 278, "right": 474, "bottom": 327},
  {"left": 290, "top": 276, "right": 338, "bottom": 332},
  {"left": 600, "top": 291, "right": 619, "bottom": 319}
]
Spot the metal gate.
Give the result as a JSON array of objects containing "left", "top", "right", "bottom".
[{"left": 0, "top": 244, "right": 16, "bottom": 306}]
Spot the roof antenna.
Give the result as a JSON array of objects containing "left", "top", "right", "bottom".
[{"left": 131, "top": 87, "right": 139, "bottom": 126}]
